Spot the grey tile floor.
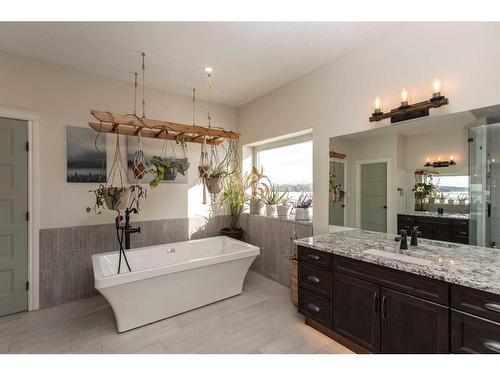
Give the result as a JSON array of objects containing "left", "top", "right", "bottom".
[{"left": 0, "top": 271, "right": 352, "bottom": 354}]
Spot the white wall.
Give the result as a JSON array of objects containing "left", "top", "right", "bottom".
[
  {"left": 237, "top": 22, "right": 500, "bottom": 234},
  {"left": 0, "top": 51, "right": 237, "bottom": 229}
]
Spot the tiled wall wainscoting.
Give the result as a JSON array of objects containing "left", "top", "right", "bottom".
[
  {"left": 39, "top": 215, "right": 232, "bottom": 309},
  {"left": 239, "top": 214, "right": 313, "bottom": 288}
]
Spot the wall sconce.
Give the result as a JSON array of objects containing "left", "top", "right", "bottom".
[
  {"left": 370, "top": 78, "right": 449, "bottom": 123},
  {"left": 424, "top": 155, "right": 456, "bottom": 168}
]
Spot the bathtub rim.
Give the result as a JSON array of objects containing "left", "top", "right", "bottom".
[{"left": 92, "top": 236, "right": 259, "bottom": 289}]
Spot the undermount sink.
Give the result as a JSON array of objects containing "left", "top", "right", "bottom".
[{"left": 363, "top": 249, "right": 433, "bottom": 266}]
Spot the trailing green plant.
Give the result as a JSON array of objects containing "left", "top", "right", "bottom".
[
  {"left": 86, "top": 184, "right": 145, "bottom": 214},
  {"left": 260, "top": 183, "right": 288, "bottom": 205},
  {"left": 175, "top": 134, "right": 190, "bottom": 149},
  {"left": 220, "top": 173, "right": 248, "bottom": 230},
  {"left": 295, "top": 192, "right": 313, "bottom": 208},
  {"left": 149, "top": 156, "right": 190, "bottom": 188},
  {"left": 86, "top": 184, "right": 108, "bottom": 214}
]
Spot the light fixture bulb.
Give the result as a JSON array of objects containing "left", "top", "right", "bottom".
[
  {"left": 426, "top": 157, "right": 430, "bottom": 163},
  {"left": 401, "top": 88, "right": 408, "bottom": 103},
  {"left": 450, "top": 155, "right": 454, "bottom": 161},
  {"left": 374, "top": 96, "right": 381, "bottom": 110},
  {"left": 204, "top": 67, "right": 213, "bottom": 74},
  {"left": 432, "top": 78, "right": 441, "bottom": 93},
  {"left": 438, "top": 156, "right": 442, "bottom": 162}
]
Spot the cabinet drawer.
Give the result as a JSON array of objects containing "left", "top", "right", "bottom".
[
  {"left": 451, "top": 310, "right": 500, "bottom": 354},
  {"left": 451, "top": 225, "right": 468, "bottom": 237},
  {"left": 298, "top": 288, "right": 332, "bottom": 329},
  {"left": 415, "top": 216, "right": 451, "bottom": 225},
  {"left": 334, "top": 255, "right": 448, "bottom": 304},
  {"left": 451, "top": 285, "right": 500, "bottom": 323},
  {"left": 298, "top": 246, "right": 332, "bottom": 269},
  {"left": 299, "top": 261, "right": 332, "bottom": 299},
  {"left": 452, "top": 219, "right": 469, "bottom": 227}
]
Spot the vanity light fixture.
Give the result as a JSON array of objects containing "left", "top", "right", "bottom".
[
  {"left": 370, "top": 78, "right": 449, "bottom": 123},
  {"left": 424, "top": 155, "right": 456, "bottom": 168}
]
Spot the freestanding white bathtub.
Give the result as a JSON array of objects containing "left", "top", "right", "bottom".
[{"left": 92, "top": 236, "right": 259, "bottom": 332}]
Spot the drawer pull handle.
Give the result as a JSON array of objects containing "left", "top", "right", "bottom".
[
  {"left": 307, "top": 303, "right": 320, "bottom": 313},
  {"left": 482, "top": 340, "right": 500, "bottom": 353},
  {"left": 307, "top": 275, "right": 320, "bottom": 283},
  {"left": 482, "top": 302, "right": 500, "bottom": 313},
  {"left": 307, "top": 254, "right": 320, "bottom": 261},
  {"left": 382, "top": 295, "right": 387, "bottom": 319},
  {"left": 459, "top": 231, "right": 467, "bottom": 236}
]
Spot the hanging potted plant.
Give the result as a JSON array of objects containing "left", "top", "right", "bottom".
[
  {"left": 276, "top": 192, "right": 290, "bottom": 219},
  {"left": 245, "top": 166, "right": 270, "bottom": 215},
  {"left": 87, "top": 133, "right": 146, "bottom": 213},
  {"left": 260, "top": 183, "right": 287, "bottom": 217},
  {"left": 294, "top": 193, "right": 313, "bottom": 221},
  {"left": 205, "top": 166, "right": 228, "bottom": 195},
  {"left": 329, "top": 174, "right": 345, "bottom": 203},
  {"left": 219, "top": 173, "right": 248, "bottom": 240}
]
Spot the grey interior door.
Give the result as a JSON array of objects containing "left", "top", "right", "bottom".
[
  {"left": 360, "top": 162, "right": 387, "bottom": 233},
  {"left": 0, "top": 117, "right": 28, "bottom": 316}
]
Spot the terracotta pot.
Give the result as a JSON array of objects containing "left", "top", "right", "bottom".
[
  {"left": 220, "top": 227, "right": 243, "bottom": 240},
  {"left": 103, "top": 187, "right": 131, "bottom": 211},
  {"left": 133, "top": 162, "right": 147, "bottom": 180},
  {"left": 277, "top": 205, "right": 290, "bottom": 219},
  {"left": 198, "top": 165, "right": 210, "bottom": 179},
  {"left": 206, "top": 177, "right": 223, "bottom": 194},
  {"left": 295, "top": 207, "right": 312, "bottom": 221},
  {"left": 265, "top": 204, "right": 277, "bottom": 217},
  {"left": 249, "top": 198, "right": 263, "bottom": 215}
]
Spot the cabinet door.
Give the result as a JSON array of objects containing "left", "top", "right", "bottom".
[
  {"left": 333, "top": 273, "right": 380, "bottom": 353},
  {"left": 417, "top": 222, "right": 433, "bottom": 239},
  {"left": 451, "top": 310, "right": 500, "bottom": 354},
  {"left": 433, "top": 223, "right": 451, "bottom": 242},
  {"left": 380, "top": 288, "right": 449, "bottom": 353}
]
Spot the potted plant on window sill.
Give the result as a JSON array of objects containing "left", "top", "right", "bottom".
[
  {"left": 245, "top": 166, "right": 270, "bottom": 215},
  {"left": 276, "top": 193, "right": 290, "bottom": 219},
  {"left": 294, "top": 193, "right": 313, "bottom": 221},
  {"left": 260, "top": 183, "right": 287, "bottom": 217}
]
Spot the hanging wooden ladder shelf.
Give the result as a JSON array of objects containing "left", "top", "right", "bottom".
[{"left": 88, "top": 110, "right": 240, "bottom": 145}]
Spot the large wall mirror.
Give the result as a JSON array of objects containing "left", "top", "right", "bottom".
[{"left": 328, "top": 104, "right": 500, "bottom": 247}]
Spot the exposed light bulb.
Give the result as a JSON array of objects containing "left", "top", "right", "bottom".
[
  {"left": 426, "top": 157, "right": 431, "bottom": 163},
  {"left": 374, "top": 96, "right": 381, "bottom": 111},
  {"left": 450, "top": 155, "right": 454, "bottom": 161},
  {"left": 401, "top": 88, "right": 409, "bottom": 103},
  {"left": 432, "top": 78, "right": 441, "bottom": 94},
  {"left": 438, "top": 156, "right": 442, "bottom": 162},
  {"left": 204, "top": 67, "right": 213, "bottom": 74}
]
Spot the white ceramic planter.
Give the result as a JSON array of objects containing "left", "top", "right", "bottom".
[
  {"left": 249, "top": 198, "right": 263, "bottom": 215},
  {"left": 104, "top": 187, "right": 131, "bottom": 211},
  {"left": 276, "top": 205, "right": 290, "bottom": 219},
  {"left": 265, "top": 204, "right": 277, "bottom": 217},
  {"left": 295, "top": 207, "right": 312, "bottom": 221},
  {"left": 447, "top": 199, "right": 455, "bottom": 205}
]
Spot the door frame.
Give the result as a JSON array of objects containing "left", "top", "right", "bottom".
[
  {"left": 355, "top": 158, "right": 391, "bottom": 233},
  {"left": 329, "top": 158, "right": 347, "bottom": 226},
  {"left": 0, "top": 106, "right": 40, "bottom": 311}
]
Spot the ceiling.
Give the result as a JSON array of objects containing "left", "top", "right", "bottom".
[{"left": 0, "top": 22, "right": 395, "bottom": 107}]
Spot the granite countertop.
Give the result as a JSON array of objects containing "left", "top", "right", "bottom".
[
  {"left": 295, "top": 228, "right": 500, "bottom": 295},
  {"left": 401, "top": 211, "right": 470, "bottom": 220}
]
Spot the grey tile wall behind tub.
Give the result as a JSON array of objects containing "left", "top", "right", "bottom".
[
  {"left": 240, "top": 214, "right": 312, "bottom": 288},
  {"left": 39, "top": 215, "right": 232, "bottom": 309}
]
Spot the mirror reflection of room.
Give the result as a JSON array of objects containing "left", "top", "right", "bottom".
[{"left": 328, "top": 105, "right": 500, "bottom": 248}]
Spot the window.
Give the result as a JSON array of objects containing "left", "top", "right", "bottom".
[
  {"left": 433, "top": 175, "right": 469, "bottom": 201},
  {"left": 254, "top": 135, "right": 313, "bottom": 202}
]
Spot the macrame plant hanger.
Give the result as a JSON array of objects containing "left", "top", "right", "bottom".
[
  {"left": 132, "top": 71, "right": 147, "bottom": 182},
  {"left": 196, "top": 87, "right": 210, "bottom": 204}
]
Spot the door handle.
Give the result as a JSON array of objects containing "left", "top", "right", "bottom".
[
  {"left": 307, "top": 303, "right": 320, "bottom": 313},
  {"left": 373, "top": 292, "right": 379, "bottom": 314},
  {"left": 482, "top": 301, "right": 500, "bottom": 313},
  {"left": 482, "top": 340, "right": 500, "bottom": 353},
  {"left": 381, "top": 295, "right": 387, "bottom": 319},
  {"left": 307, "top": 275, "right": 320, "bottom": 284},
  {"left": 307, "top": 254, "right": 320, "bottom": 261}
]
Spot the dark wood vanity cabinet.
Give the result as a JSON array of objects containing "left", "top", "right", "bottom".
[
  {"left": 297, "top": 245, "right": 500, "bottom": 354},
  {"left": 397, "top": 214, "right": 469, "bottom": 244}
]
